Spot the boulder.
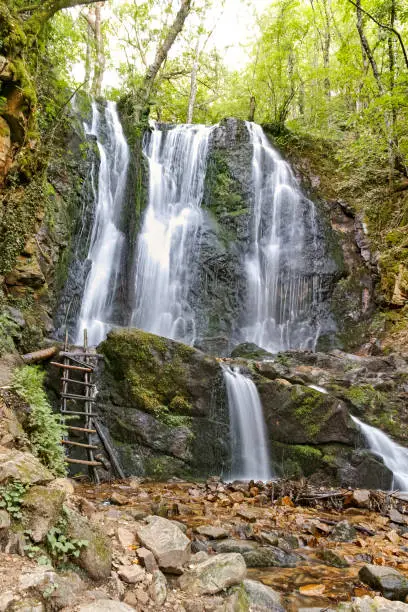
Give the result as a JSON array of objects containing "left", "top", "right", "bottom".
[
  {"left": 117, "top": 564, "right": 146, "bottom": 584},
  {"left": 338, "top": 595, "right": 408, "bottom": 610},
  {"left": 75, "top": 601, "right": 136, "bottom": 612},
  {"left": 178, "top": 552, "right": 246, "bottom": 595},
  {"left": 330, "top": 521, "right": 356, "bottom": 543},
  {"left": 149, "top": 569, "right": 167, "bottom": 606},
  {"left": 196, "top": 525, "right": 229, "bottom": 539},
  {"left": 0, "top": 447, "right": 54, "bottom": 485},
  {"left": 0, "top": 510, "right": 10, "bottom": 529},
  {"left": 136, "top": 515, "right": 191, "bottom": 573},
  {"left": 241, "top": 579, "right": 284, "bottom": 611},
  {"left": 21, "top": 485, "right": 65, "bottom": 543},
  {"left": 359, "top": 565, "right": 408, "bottom": 601},
  {"left": 243, "top": 546, "right": 300, "bottom": 568},
  {"left": 136, "top": 546, "right": 157, "bottom": 571},
  {"left": 317, "top": 548, "right": 350, "bottom": 568},
  {"left": 213, "top": 539, "right": 259, "bottom": 554},
  {"left": 65, "top": 509, "right": 112, "bottom": 580}
]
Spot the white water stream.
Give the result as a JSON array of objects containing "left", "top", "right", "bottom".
[
  {"left": 131, "top": 124, "right": 214, "bottom": 345},
  {"left": 76, "top": 101, "right": 129, "bottom": 346},
  {"left": 351, "top": 416, "right": 408, "bottom": 491},
  {"left": 242, "top": 122, "right": 321, "bottom": 353},
  {"left": 223, "top": 366, "right": 272, "bottom": 481}
]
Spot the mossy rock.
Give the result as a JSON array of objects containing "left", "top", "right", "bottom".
[
  {"left": 65, "top": 508, "right": 112, "bottom": 580},
  {"left": 21, "top": 484, "right": 65, "bottom": 543}
]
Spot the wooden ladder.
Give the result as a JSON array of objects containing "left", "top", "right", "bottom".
[{"left": 51, "top": 329, "right": 125, "bottom": 482}]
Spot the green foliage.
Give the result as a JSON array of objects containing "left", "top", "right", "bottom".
[
  {"left": 46, "top": 521, "right": 88, "bottom": 564},
  {"left": 11, "top": 366, "right": 67, "bottom": 477},
  {"left": 344, "top": 384, "right": 386, "bottom": 410},
  {"left": 0, "top": 480, "right": 28, "bottom": 519}
]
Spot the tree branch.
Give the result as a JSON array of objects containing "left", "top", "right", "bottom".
[{"left": 346, "top": 0, "right": 408, "bottom": 70}]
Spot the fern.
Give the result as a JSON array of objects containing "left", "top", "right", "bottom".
[{"left": 11, "top": 366, "right": 67, "bottom": 477}]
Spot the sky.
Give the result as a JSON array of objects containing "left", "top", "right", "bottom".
[{"left": 72, "top": 0, "right": 271, "bottom": 89}]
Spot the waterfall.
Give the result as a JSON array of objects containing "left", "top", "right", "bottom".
[
  {"left": 242, "top": 122, "right": 323, "bottom": 353},
  {"left": 76, "top": 101, "right": 130, "bottom": 346},
  {"left": 131, "top": 123, "right": 213, "bottom": 345},
  {"left": 351, "top": 416, "right": 408, "bottom": 491},
  {"left": 223, "top": 366, "right": 272, "bottom": 481}
]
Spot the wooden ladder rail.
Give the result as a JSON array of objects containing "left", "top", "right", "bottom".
[{"left": 83, "top": 329, "right": 100, "bottom": 484}]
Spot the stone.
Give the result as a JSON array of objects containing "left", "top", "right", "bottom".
[
  {"left": 243, "top": 546, "right": 300, "bottom": 568},
  {"left": 136, "top": 515, "right": 191, "bottom": 573},
  {"left": 48, "top": 571, "right": 86, "bottom": 610},
  {"left": 136, "top": 546, "right": 157, "bottom": 571},
  {"left": 0, "top": 510, "right": 10, "bottom": 529},
  {"left": 48, "top": 478, "right": 75, "bottom": 496},
  {"left": 351, "top": 489, "right": 371, "bottom": 508},
  {"left": 134, "top": 587, "right": 150, "bottom": 606},
  {"left": 190, "top": 551, "right": 209, "bottom": 564},
  {"left": 179, "top": 553, "right": 247, "bottom": 595},
  {"left": 317, "top": 548, "right": 350, "bottom": 568},
  {"left": 117, "top": 564, "right": 146, "bottom": 584},
  {"left": 149, "top": 569, "right": 167, "bottom": 605},
  {"left": 21, "top": 485, "right": 65, "bottom": 543},
  {"left": 110, "top": 492, "right": 128, "bottom": 506},
  {"left": 338, "top": 595, "right": 408, "bottom": 610},
  {"left": 359, "top": 564, "right": 408, "bottom": 601},
  {"left": 241, "top": 579, "right": 284, "bottom": 611},
  {"left": 76, "top": 601, "right": 136, "bottom": 611},
  {"left": 0, "top": 447, "right": 54, "bottom": 485},
  {"left": 329, "top": 521, "right": 357, "bottom": 542},
  {"left": 196, "top": 525, "right": 229, "bottom": 539},
  {"left": 116, "top": 526, "right": 135, "bottom": 549},
  {"left": 213, "top": 538, "right": 259, "bottom": 554},
  {"left": 65, "top": 508, "right": 112, "bottom": 580}
]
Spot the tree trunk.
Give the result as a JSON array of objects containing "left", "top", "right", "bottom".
[
  {"left": 24, "top": 0, "right": 105, "bottom": 34},
  {"left": 248, "top": 95, "right": 256, "bottom": 122},
  {"left": 322, "top": 0, "right": 331, "bottom": 99},
  {"left": 84, "top": 17, "right": 93, "bottom": 93},
  {"left": 91, "top": 3, "right": 105, "bottom": 98},
  {"left": 137, "top": 0, "right": 192, "bottom": 116},
  {"left": 355, "top": 0, "right": 383, "bottom": 94},
  {"left": 187, "top": 37, "right": 200, "bottom": 123}
]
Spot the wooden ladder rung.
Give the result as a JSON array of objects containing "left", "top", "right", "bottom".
[
  {"left": 65, "top": 458, "right": 102, "bottom": 467},
  {"left": 51, "top": 362, "right": 93, "bottom": 372},
  {"left": 61, "top": 393, "right": 96, "bottom": 401},
  {"left": 61, "top": 355, "right": 96, "bottom": 369},
  {"left": 60, "top": 351, "right": 103, "bottom": 359},
  {"left": 64, "top": 379, "right": 95, "bottom": 387},
  {"left": 66, "top": 426, "right": 97, "bottom": 434},
  {"left": 61, "top": 410, "right": 99, "bottom": 417},
  {"left": 62, "top": 440, "right": 99, "bottom": 449}
]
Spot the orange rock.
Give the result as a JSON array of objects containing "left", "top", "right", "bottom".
[{"left": 299, "top": 584, "right": 326, "bottom": 597}]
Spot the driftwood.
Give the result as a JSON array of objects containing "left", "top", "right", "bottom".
[{"left": 22, "top": 346, "right": 58, "bottom": 364}]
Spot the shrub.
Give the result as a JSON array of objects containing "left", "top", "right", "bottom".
[{"left": 11, "top": 365, "right": 67, "bottom": 477}]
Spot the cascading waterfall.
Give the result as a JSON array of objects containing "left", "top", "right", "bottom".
[
  {"left": 76, "top": 101, "right": 130, "bottom": 346},
  {"left": 242, "top": 122, "right": 323, "bottom": 353},
  {"left": 131, "top": 123, "right": 214, "bottom": 345},
  {"left": 223, "top": 365, "right": 272, "bottom": 481},
  {"left": 351, "top": 416, "right": 408, "bottom": 491}
]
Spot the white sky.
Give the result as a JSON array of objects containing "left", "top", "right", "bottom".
[{"left": 72, "top": 0, "right": 271, "bottom": 89}]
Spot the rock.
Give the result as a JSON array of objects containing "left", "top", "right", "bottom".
[
  {"left": 110, "top": 492, "right": 128, "bottom": 506},
  {"left": 65, "top": 509, "right": 112, "bottom": 580},
  {"left": 117, "top": 564, "right": 146, "bottom": 584},
  {"left": 136, "top": 546, "right": 157, "bottom": 571},
  {"left": 241, "top": 579, "right": 284, "bottom": 611},
  {"left": 48, "top": 478, "right": 75, "bottom": 496},
  {"left": 48, "top": 571, "right": 86, "bottom": 610},
  {"left": 196, "top": 525, "right": 229, "bottom": 539},
  {"left": 5, "top": 256, "right": 45, "bottom": 288},
  {"left": 213, "top": 539, "right": 259, "bottom": 554},
  {"left": 134, "top": 587, "right": 150, "bottom": 606},
  {"left": 243, "top": 546, "right": 300, "bottom": 568},
  {"left": 116, "top": 526, "right": 135, "bottom": 549},
  {"left": 359, "top": 564, "right": 408, "bottom": 601},
  {"left": 350, "top": 489, "right": 371, "bottom": 508},
  {"left": 149, "top": 569, "right": 167, "bottom": 605},
  {"left": 76, "top": 601, "right": 136, "bottom": 611},
  {"left": 0, "top": 447, "right": 54, "bottom": 485},
  {"left": 190, "top": 551, "right": 210, "bottom": 564},
  {"left": 0, "top": 510, "right": 10, "bottom": 529},
  {"left": 338, "top": 595, "right": 408, "bottom": 610},
  {"left": 136, "top": 515, "right": 191, "bottom": 573},
  {"left": 329, "top": 521, "right": 357, "bottom": 542},
  {"left": 317, "top": 548, "right": 350, "bottom": 568},
  {"left": 21, "top": 485, "right": 65, "bottom": 543},
  {"left": 179, "top": 553, "right": 246, "bottom": 595}
]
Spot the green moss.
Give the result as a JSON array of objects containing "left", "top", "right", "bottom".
[
  {"left": 144, "top": 455, "right": 193, "bottom": 481},
  {"left": 291, "top": 387, "right": 326, "bottom": 437},
  {"left": 0, "top": 314, "right": 19, "bottom": 356},
  {"left": 344, "top": 384, "right": 386, "bottom": 410},
  {"left": 272, "top": 442, "right": 324, "bottom": 478}
]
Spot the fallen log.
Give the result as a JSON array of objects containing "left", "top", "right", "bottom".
[{"left": 22, "top": 346, "right": 58, "bottom": 364}]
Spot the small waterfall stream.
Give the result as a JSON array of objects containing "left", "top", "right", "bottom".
[
  {"left": 242, "top": 122, "right": 323, "bottom": 353},
  {"left": 131, "top": 123, "right": 214, "bottom": 345},
  {"left": 351, "top": 416, "right": 408, "bottom": 491},
  {"left": 223, "top": 366, "right": 272, "bottom": 481},
  {"left": 76, "top": 101, "right": 130, "bottom": 346}
]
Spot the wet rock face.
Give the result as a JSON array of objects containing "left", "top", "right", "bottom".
[{"left": 97, "top": 328, "right": 230, "bottom": 479}]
